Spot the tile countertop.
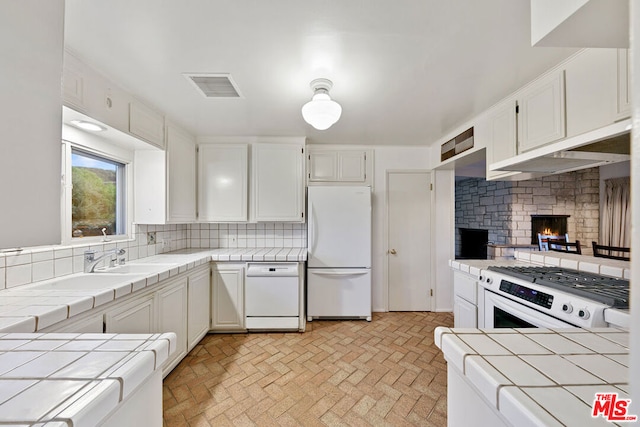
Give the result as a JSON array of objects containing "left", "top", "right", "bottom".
[
  {"left": 450, "top": 251, "right": 630, "bottom": 280},
  {"left": 435, "top": 327, "right": 631, "bottom": 427},
  {"left": 0, "top": 248, "right": 307, "bottom": 333},
  {"left": 0, "top": 332, "right": 176, "bottom": 426}
]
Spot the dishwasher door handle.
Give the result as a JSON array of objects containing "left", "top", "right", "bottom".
[{"left": 310, "top": 269, "right": 369, "bottom": 276}]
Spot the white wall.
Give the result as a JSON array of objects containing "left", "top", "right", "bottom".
[
  {"left": 371, "top": 146, "right": 431, "bottom": 311},
  {"left": 0, "top": 0, "right": 64, "bottom": 249}
]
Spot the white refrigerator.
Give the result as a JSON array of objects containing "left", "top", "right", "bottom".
[{"left": 307, "top": 186, "right": 372, "bottom": 321}]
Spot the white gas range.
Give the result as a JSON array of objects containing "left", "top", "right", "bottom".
[{"left": 478, "top": 265, "right": 629, "bottom": 329}]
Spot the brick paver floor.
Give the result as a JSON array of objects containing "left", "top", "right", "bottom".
[{"left": 163, "top": 311, "right": 454, "bottom": 426}]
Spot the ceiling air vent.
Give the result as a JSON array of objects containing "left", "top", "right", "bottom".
[
  {"left": 441, "top": 127, "right": 474, "bottom": 162},
  {"left": 183, "top": 73, "right": 243, "bottom": 98}
]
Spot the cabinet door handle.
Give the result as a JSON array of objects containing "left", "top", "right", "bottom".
[{"left": 389, "top": 249, "right": 397, "bottom": 255}]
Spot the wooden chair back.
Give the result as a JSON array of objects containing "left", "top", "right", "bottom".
[
  {"left": 537, "top": 233, "right": 569, "bottom": 251},
  {"left": 592, "top": 242, "right": 630, "bottom": 261},
  {"left": 547, "top": 239, "right": 582, "bottom": 254}
]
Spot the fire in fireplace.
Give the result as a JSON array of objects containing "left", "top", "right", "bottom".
[{"left": 530, "top": 215, "right": 569, "bottom": 244}]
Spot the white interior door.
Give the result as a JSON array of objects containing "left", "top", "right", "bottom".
[{"left": 387, "top": 171, "right": 431, "bottom": 311}]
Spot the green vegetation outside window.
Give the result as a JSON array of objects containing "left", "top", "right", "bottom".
[{"left": 71, "top": 148, "right": 125, "bottom": 238}]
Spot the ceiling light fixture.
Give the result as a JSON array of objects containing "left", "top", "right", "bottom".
[
  {"left": 70, "top": 120, "right": 106, "bottom": 132},
  {"left": 301, "top": 78, "right": 342, "bottom": 130}
]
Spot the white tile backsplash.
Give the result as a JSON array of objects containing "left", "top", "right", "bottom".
[
  {"left": 6, "top": 265, "right": 32, "bottom": 288},
  {"left": 189, "top": 222, "right": 307, "bottom": 249},
  {"left": 0, "top": 221, "right": 304, "bottom": 290},
  {"left": 32, "top": 261, "right": 54, "bottom": 283},
  {"left": 5, "top": 253, "right": 32, "bottom": 267},
  {"left": 0, "top": 224, "right": 188, "bottom": 289}
]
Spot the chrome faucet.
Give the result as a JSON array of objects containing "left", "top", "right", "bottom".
[{"left": 84, "top": 248, "right": 126, "bottom": 273}]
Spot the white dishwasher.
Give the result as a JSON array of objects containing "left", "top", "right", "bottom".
[{"left": 245, "top": 263, "right": 301, "bottom": 331}]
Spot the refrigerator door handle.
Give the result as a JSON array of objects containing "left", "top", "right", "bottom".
[
  {"left": 309, "top": 269, "right": 370, "bottom": 276},
  {"left": 309, "top": 201, "right": 316, "bottom": 257}
]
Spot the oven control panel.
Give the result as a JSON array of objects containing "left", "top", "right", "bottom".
[{"left": 499, "top": 280, "right": 553, "bottom": 309}]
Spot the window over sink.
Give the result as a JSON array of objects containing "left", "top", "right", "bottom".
[
  {"left": 70, "top": 148, "right": 125, "bottom": 238},
  {"left": 61, "top": 139, "right": 131, "bottom": 245}
]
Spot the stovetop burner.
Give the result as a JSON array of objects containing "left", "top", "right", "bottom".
[{"left": 487, "top": 266, "right": 629, "bottom": 308}]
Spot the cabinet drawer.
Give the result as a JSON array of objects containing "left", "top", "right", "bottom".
[{"left": 453, "top": 271, "right": 477, "bottom": 304}]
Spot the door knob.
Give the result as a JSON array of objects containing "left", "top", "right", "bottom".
[{"left": 389, "top": 249, "right": 397, "bottom": 255}]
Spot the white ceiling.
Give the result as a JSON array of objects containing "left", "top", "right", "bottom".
[{"left": 64, "top": 0, "right": 577, "bottom": 147}]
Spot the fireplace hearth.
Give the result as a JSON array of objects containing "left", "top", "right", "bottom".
[{"left": 531, "top": 215, "right": 570, "bottom": 244}]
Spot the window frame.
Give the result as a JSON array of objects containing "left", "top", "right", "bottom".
[{"left": 61, "top": 140, "right": 133, "bottom": 246}]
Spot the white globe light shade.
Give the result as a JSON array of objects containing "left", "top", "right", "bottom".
[{"left": 301, "top": 93, "right": 342, "bottom": 131}]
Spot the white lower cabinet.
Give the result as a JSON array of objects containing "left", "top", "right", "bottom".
[
  {"left": 188, "top": 268, "right": 211, "bottom": 349},
  {"left": 105, "top": 294, "right": 155, "bottom": 334},
  {"left": 211, "top": 263, "right": 245, "bottom": 331},
  {"left": 454, "top": 296, "right": 478, "bottom": 328},
  {"left": 54, "top": 265, "right": 212, "bottom": 377},
  {"left": 453, "top": 270, "right": 479, "bottom": 328},
  {"left": 156, "top": 278, "right": 188, "bottom": 374}
]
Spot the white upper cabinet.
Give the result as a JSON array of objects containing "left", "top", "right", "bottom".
[
  {"left": 252, "top": 143, "right": 305, "bottom": 222},
  {"left": 63, "top": 51, "right": 168, "bottom": 149},
  {"left": 517, "top": 70, "right": 566, "bottom": 153},
  {"left": 63, "top": 50, "right": 130, "bottom": 135},
  {"left": 198, "top": 144, "right": 248, "bottom": 222},
  {"left": 166, "top": 125, "right": 197, "bottom": 223},
  {"left": 309, "top": 151, "right": 336, "bottom": 181},
  {"left": 129, "top": 99, "right": 165, "bottom": 149},
  {"left": 483, "top": 100, "right": 517, "bottom": 180},
  {"left": 617, "top": 49, "right": 631, "bottom": 119},
  {"left": 565, "top": 48, "right": 618, "bottom": 138},
  {"left": 135, "top": 123, "right": 196, "bottom": 224},
  {"left": 307, "top": 149, "right": 371, "bottom": 185}
]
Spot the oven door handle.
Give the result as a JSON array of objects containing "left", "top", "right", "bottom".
[{"left": 486, "top": 291, "right": 574, "bottom": 329}]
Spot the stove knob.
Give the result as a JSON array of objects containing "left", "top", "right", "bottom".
[
  {"left": 479, "top": 275, "right": 484, "bottom": 282},
  {"left": 562, "top": 303, "right": 573, "bottom": 313},
  {"left": 485, "top": 277, "right": 493, "bottom": 285},
  {"left": 578, "top": 309, "right": 590, "bottom": 320}
]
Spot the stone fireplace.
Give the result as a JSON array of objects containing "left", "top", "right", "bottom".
[{"left": 455, "top": 168, "right": 600, "bottom": 259}]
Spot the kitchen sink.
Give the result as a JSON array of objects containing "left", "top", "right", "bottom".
[
  {"left": 25, "top": 274, "right": 146, "bottom": 291},
  {"left": 93, "top": 263, "right": 176, "bottom": 275}
]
